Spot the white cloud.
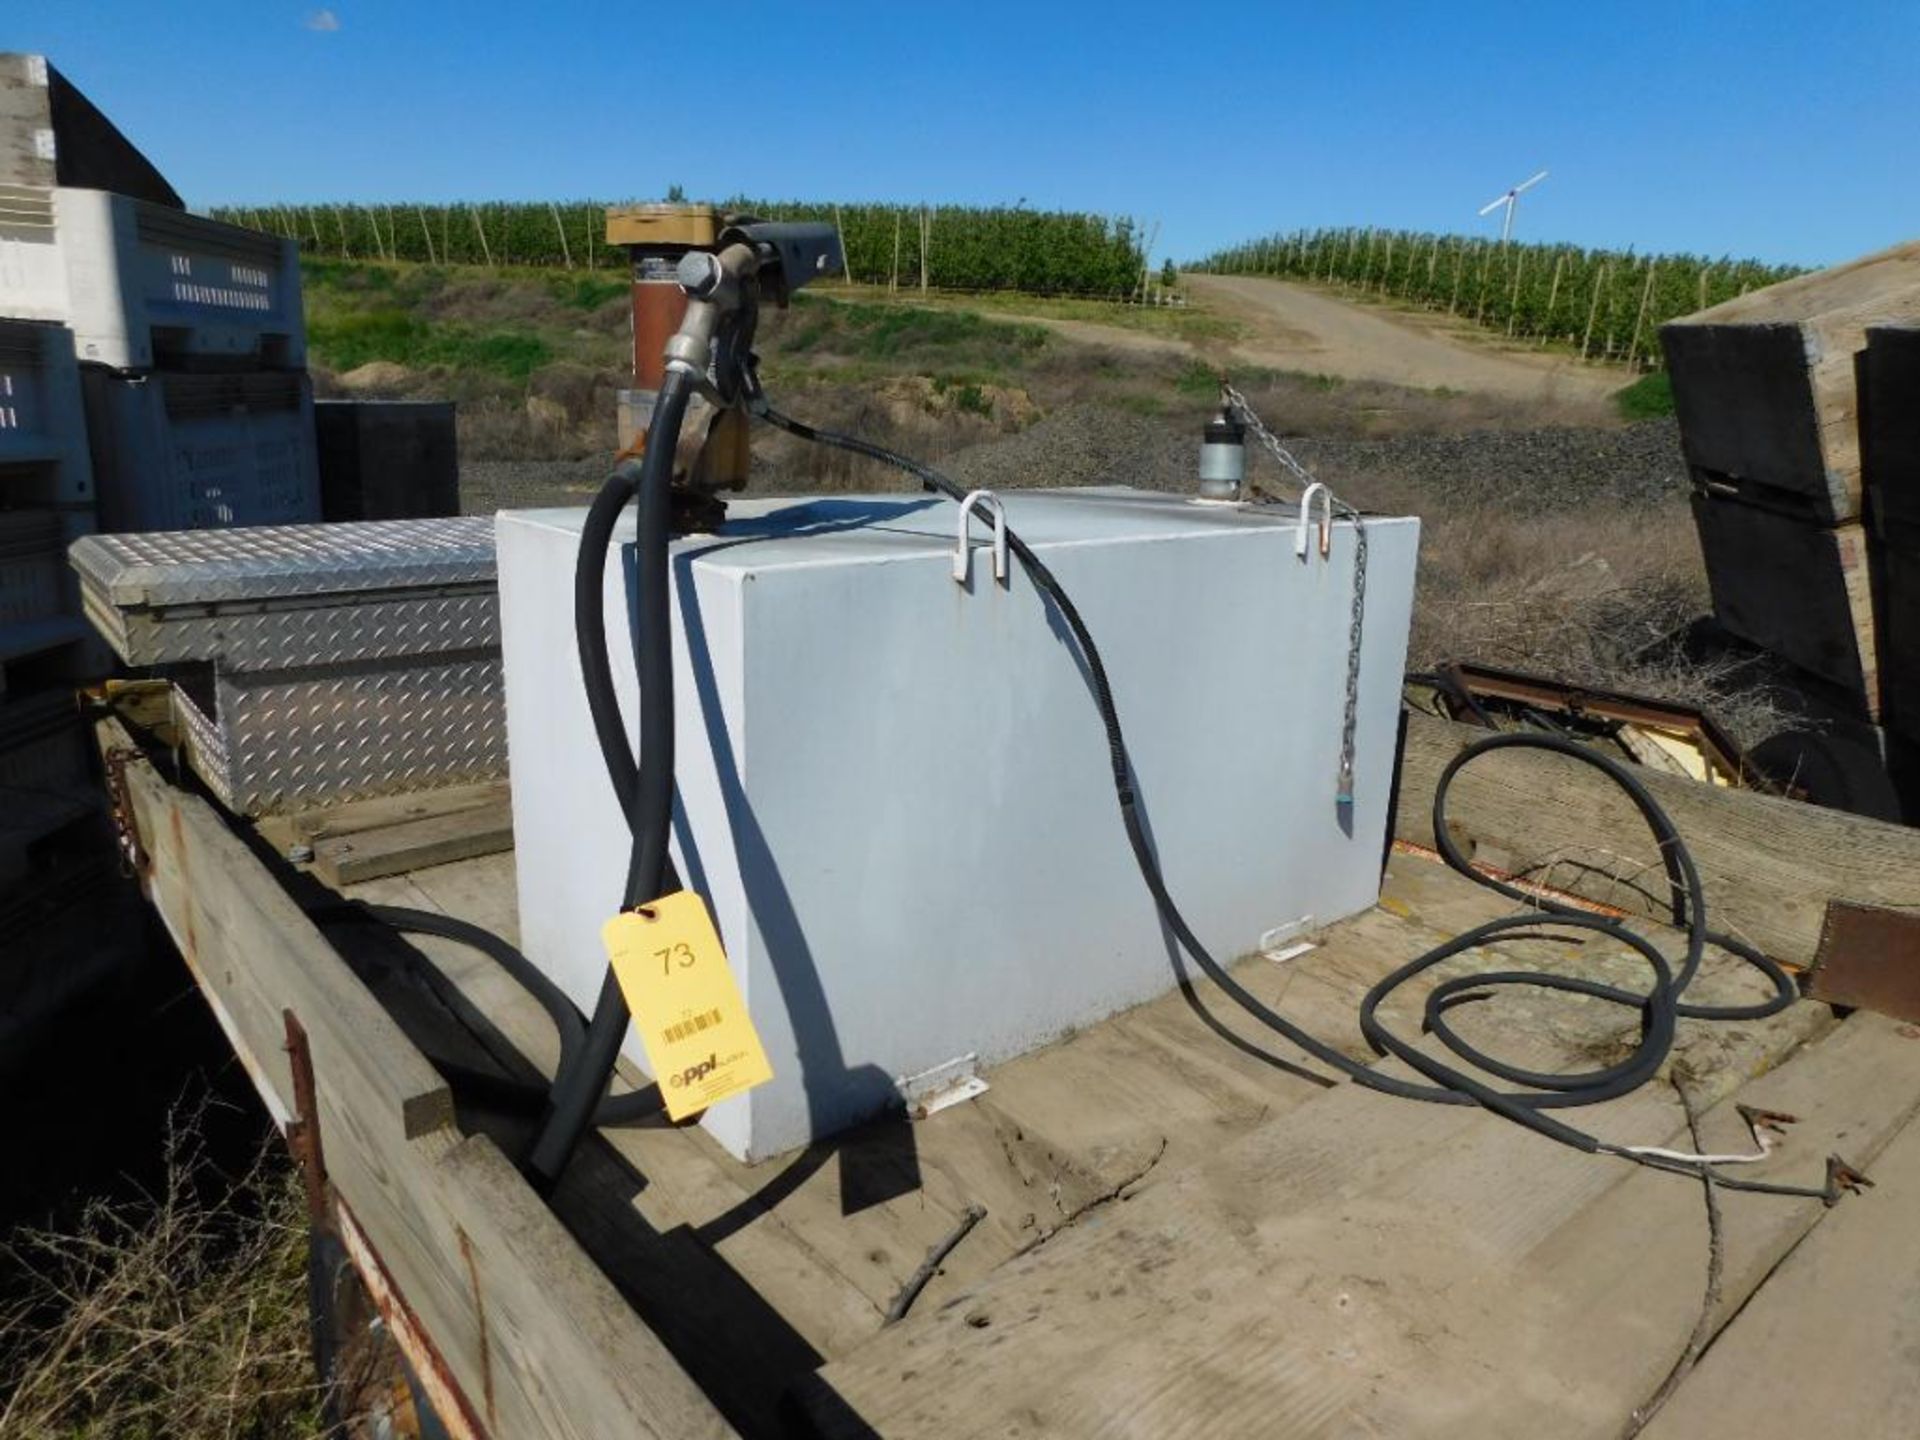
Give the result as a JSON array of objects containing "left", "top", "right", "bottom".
[{"left": 304, "top": 9, "right": 340, "bottom": 31}]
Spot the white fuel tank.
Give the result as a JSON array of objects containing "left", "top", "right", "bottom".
[{"left": 499, "top": 487, "right": 1419, "bottom": 1161}]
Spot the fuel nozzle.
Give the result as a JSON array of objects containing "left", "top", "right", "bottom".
[
  {"left": 646, "top": 218, "right": 844, "bottom": 533},
  {"left": 1198, "top": 405, "right": 1246, "bottom": 501},
  {"left": 663, "top": 221, "right": 843, "bottom": 388}
]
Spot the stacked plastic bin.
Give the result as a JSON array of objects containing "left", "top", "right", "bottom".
[
  {"left": 0, "top": 51, "right": 318, "bottom": 906},
  {"left": 0, "top": 186, "right": 317, "bottom": 532},
  {"left": 0, "top": 319, "right": 99, "bottom": 887}
]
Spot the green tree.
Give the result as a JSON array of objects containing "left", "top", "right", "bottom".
[{"left": 1160, "top": 258, "right": 1177, "bottom": 288}]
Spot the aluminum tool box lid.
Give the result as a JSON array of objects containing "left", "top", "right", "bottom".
[
  {"left": 72, "top": 517, "right": 499, "bottom": 671},
  {"left": 70, "top": 516, "right": 494, "bottom": 607}
]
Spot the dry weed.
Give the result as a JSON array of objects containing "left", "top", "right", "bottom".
[
  {"left": 1400, "top": 498, "right": 1789, "bottom": 745},
  {"left": 0, "top": 1107, "right": 322, "bottom": 1439}
]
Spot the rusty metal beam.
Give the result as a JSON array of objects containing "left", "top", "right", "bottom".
[
  {"left": 336, "top": 1198, "right": 493, "bottom": 1440},
  {"left": 1808, "top": 902, "right": 1920, "bottom": 1023}
]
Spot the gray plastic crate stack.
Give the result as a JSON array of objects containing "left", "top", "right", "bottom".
[
  {"left": 0, "top": 50, "right": 322, "bottom": 898},
  {"left": 4, "top": 51, "right": 317, "bottom": 536},
  {"left": 0, "top": 184, "right": 317, "bottom": 532},
  {"left": 0, "top": 318, "right": 96, "bottom": 678},
  {"left": 0, "top": 318, "right": 98, "bottom": 886}
]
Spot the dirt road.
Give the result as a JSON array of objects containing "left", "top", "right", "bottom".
[{"left": 1186, "top": 273, "right": 1624, "bottom": 409}]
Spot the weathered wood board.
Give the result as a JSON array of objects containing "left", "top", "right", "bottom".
[
  {"left": 1662, "top": 240, "right": 1920, "bottom": 521},
  {"left": 312, "top": 797, "right": 513, "bottom": 885},
  {"left": 1690, "top": 488, "right": 1879, "bottom": 704},
  {"left": 340, "top": 853, "right": 1492, "bottom": 1422},
  {"left": 96, "top": 717, "right": 735, "bottom": 1440},
  {"left": 801, "top": 1003, "right": 1914, "bottom": 1439},
  {"left": 1639, "top": 1093, "right": 1920, "bottom": 1439},
  {"left": 1394, "top": 709, "right": 1920, "bottom": 967},
  {"left": 286, "top": 780, "right": 509, "bottom": 843}
]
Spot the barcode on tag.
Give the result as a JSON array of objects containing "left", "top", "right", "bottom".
[
  {"left": 664, "top": 1008, "right": 723, "bottom": 1044},
  {"left": 604, "top": 892, "right": 775, "bottom": 1120}
]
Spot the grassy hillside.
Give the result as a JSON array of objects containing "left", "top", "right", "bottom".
[
  {"left": 301, "top": 257, "right": 1172, "bottom": 461},
  {"left": 300, "top": 256, "right": 1613, "bottom": 464}
]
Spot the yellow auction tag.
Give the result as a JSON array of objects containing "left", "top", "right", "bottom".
[{"left": 604, "top": 892, "right": 773, "bottom": 1121}]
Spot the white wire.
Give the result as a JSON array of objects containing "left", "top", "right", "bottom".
[{"left": 1619, "top": 1132, "right": 1781, "bottom": 1167}]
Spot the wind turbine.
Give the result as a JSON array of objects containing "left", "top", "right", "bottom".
[{"left": 1479, "top": 170, "right": 1549, "bottom": 243}]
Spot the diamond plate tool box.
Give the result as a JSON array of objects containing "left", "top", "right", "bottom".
[{"left": 70, "top": 517, "right": 503, "bottom": 814}]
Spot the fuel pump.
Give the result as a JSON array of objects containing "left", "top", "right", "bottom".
[{"left": 605, "top": 205, "right": 840, "bottom": 533}]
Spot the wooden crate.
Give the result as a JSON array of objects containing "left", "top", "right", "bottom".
[
  {"left": 1662, "top": 241, "right": 1920, "bottom": 522},
  {"left": 0, "top": 51, "right": 179, "bottom": 203},
  {"left": 1690, "top": 488, "right": 1879, "bottom": 706},
  {"left": 1864, "top": 326, "right": 1920, "bottom": 738},
  {"left": 1864, "top": 324, "right": 1920, "bottom": 530},
  {"left": 1875, "top": 522, "right": 1920, "bottom": 740}
]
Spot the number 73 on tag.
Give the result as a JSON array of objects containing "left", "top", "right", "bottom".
[{"left": 603, "top": 891, "right": 773, "bottom": 1121}]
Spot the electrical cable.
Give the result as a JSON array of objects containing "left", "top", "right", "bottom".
[{"left": 751, "top": 391, "right": 1846, "bottom": 1200}]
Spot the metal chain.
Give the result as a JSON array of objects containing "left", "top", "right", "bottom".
[
  {"left": 1220, "top": 381, "right": 1369, "bottom": 804},
  {"left": 1221, "top": 380, "right": 1319, "bottom": 492}
]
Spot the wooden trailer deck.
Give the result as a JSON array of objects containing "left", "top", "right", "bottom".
[{"left": 94, "top": 702, "right": 1920, "bottom": 1440}]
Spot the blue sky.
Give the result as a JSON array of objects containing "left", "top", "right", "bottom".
[{"left": 16, "top": 2, "right": 1917, "bottom": 268}]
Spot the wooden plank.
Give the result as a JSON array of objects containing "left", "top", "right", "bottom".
[
  {"left": 364, "top": 851, "right": 1549, "bottom": 1345},
  {"left": 313, "top": 800, "right": 513, "bottom": 885},
  {"left": 348, "top": 830, "right": 1801, "bottom": 1399},
  {"left": 1459, "top": 1013, "right": 1918, "bottom": 1440},
  {"left": 803, "top": 997, "right": 1889, "bottom": 1438},
  {"left": 98, "top": 718, "right": 736, "bottom": 1440},
  {"left": 1640, "top": 1091, "right": 1920, "bottom": 1439},
  {"left": 1690, "top": 489, "right": 1879, "bottom": 705},
  {"left": 289, "top": 780, "right": 509, "bottom": 842},
  {"left": 1661, "top": 240, "right": 1920, "bottom": 521},
  {"left": 337, "top": 821, "right": 1880, "bottom": 1439},
  {"left": 1395, "top": 709, "right": 1920, "bottom": 967},
  {"left": 111, "top": 725, "right": 456, "bottom": 1144}
]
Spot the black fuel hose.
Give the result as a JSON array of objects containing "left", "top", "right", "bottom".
[
  {"left": 754, "top": 399, "right": 1834, "bottom": 1196},
  {"left": 310, "top": 902, "right": 665, "bottom": 1126},
  {"left": 525, "top": 367, "right": 696, "bottom": 1189}
]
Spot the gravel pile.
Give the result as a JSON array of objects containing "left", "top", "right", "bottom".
[
  {"left": 459, "top": 457, "right": 614, "bottom": 514},
  {"left": 459, "top": 411, "right": 1688, "bottom": 518},
  {"left": 942, "top": 406, "right": 1195, "bottom": 494},
  {"left": 1283, "top": 417, "right": 1688, "bottom": 513},
  {"left": 939, "top": 406, "right": 1687, "bottom": 513}
]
